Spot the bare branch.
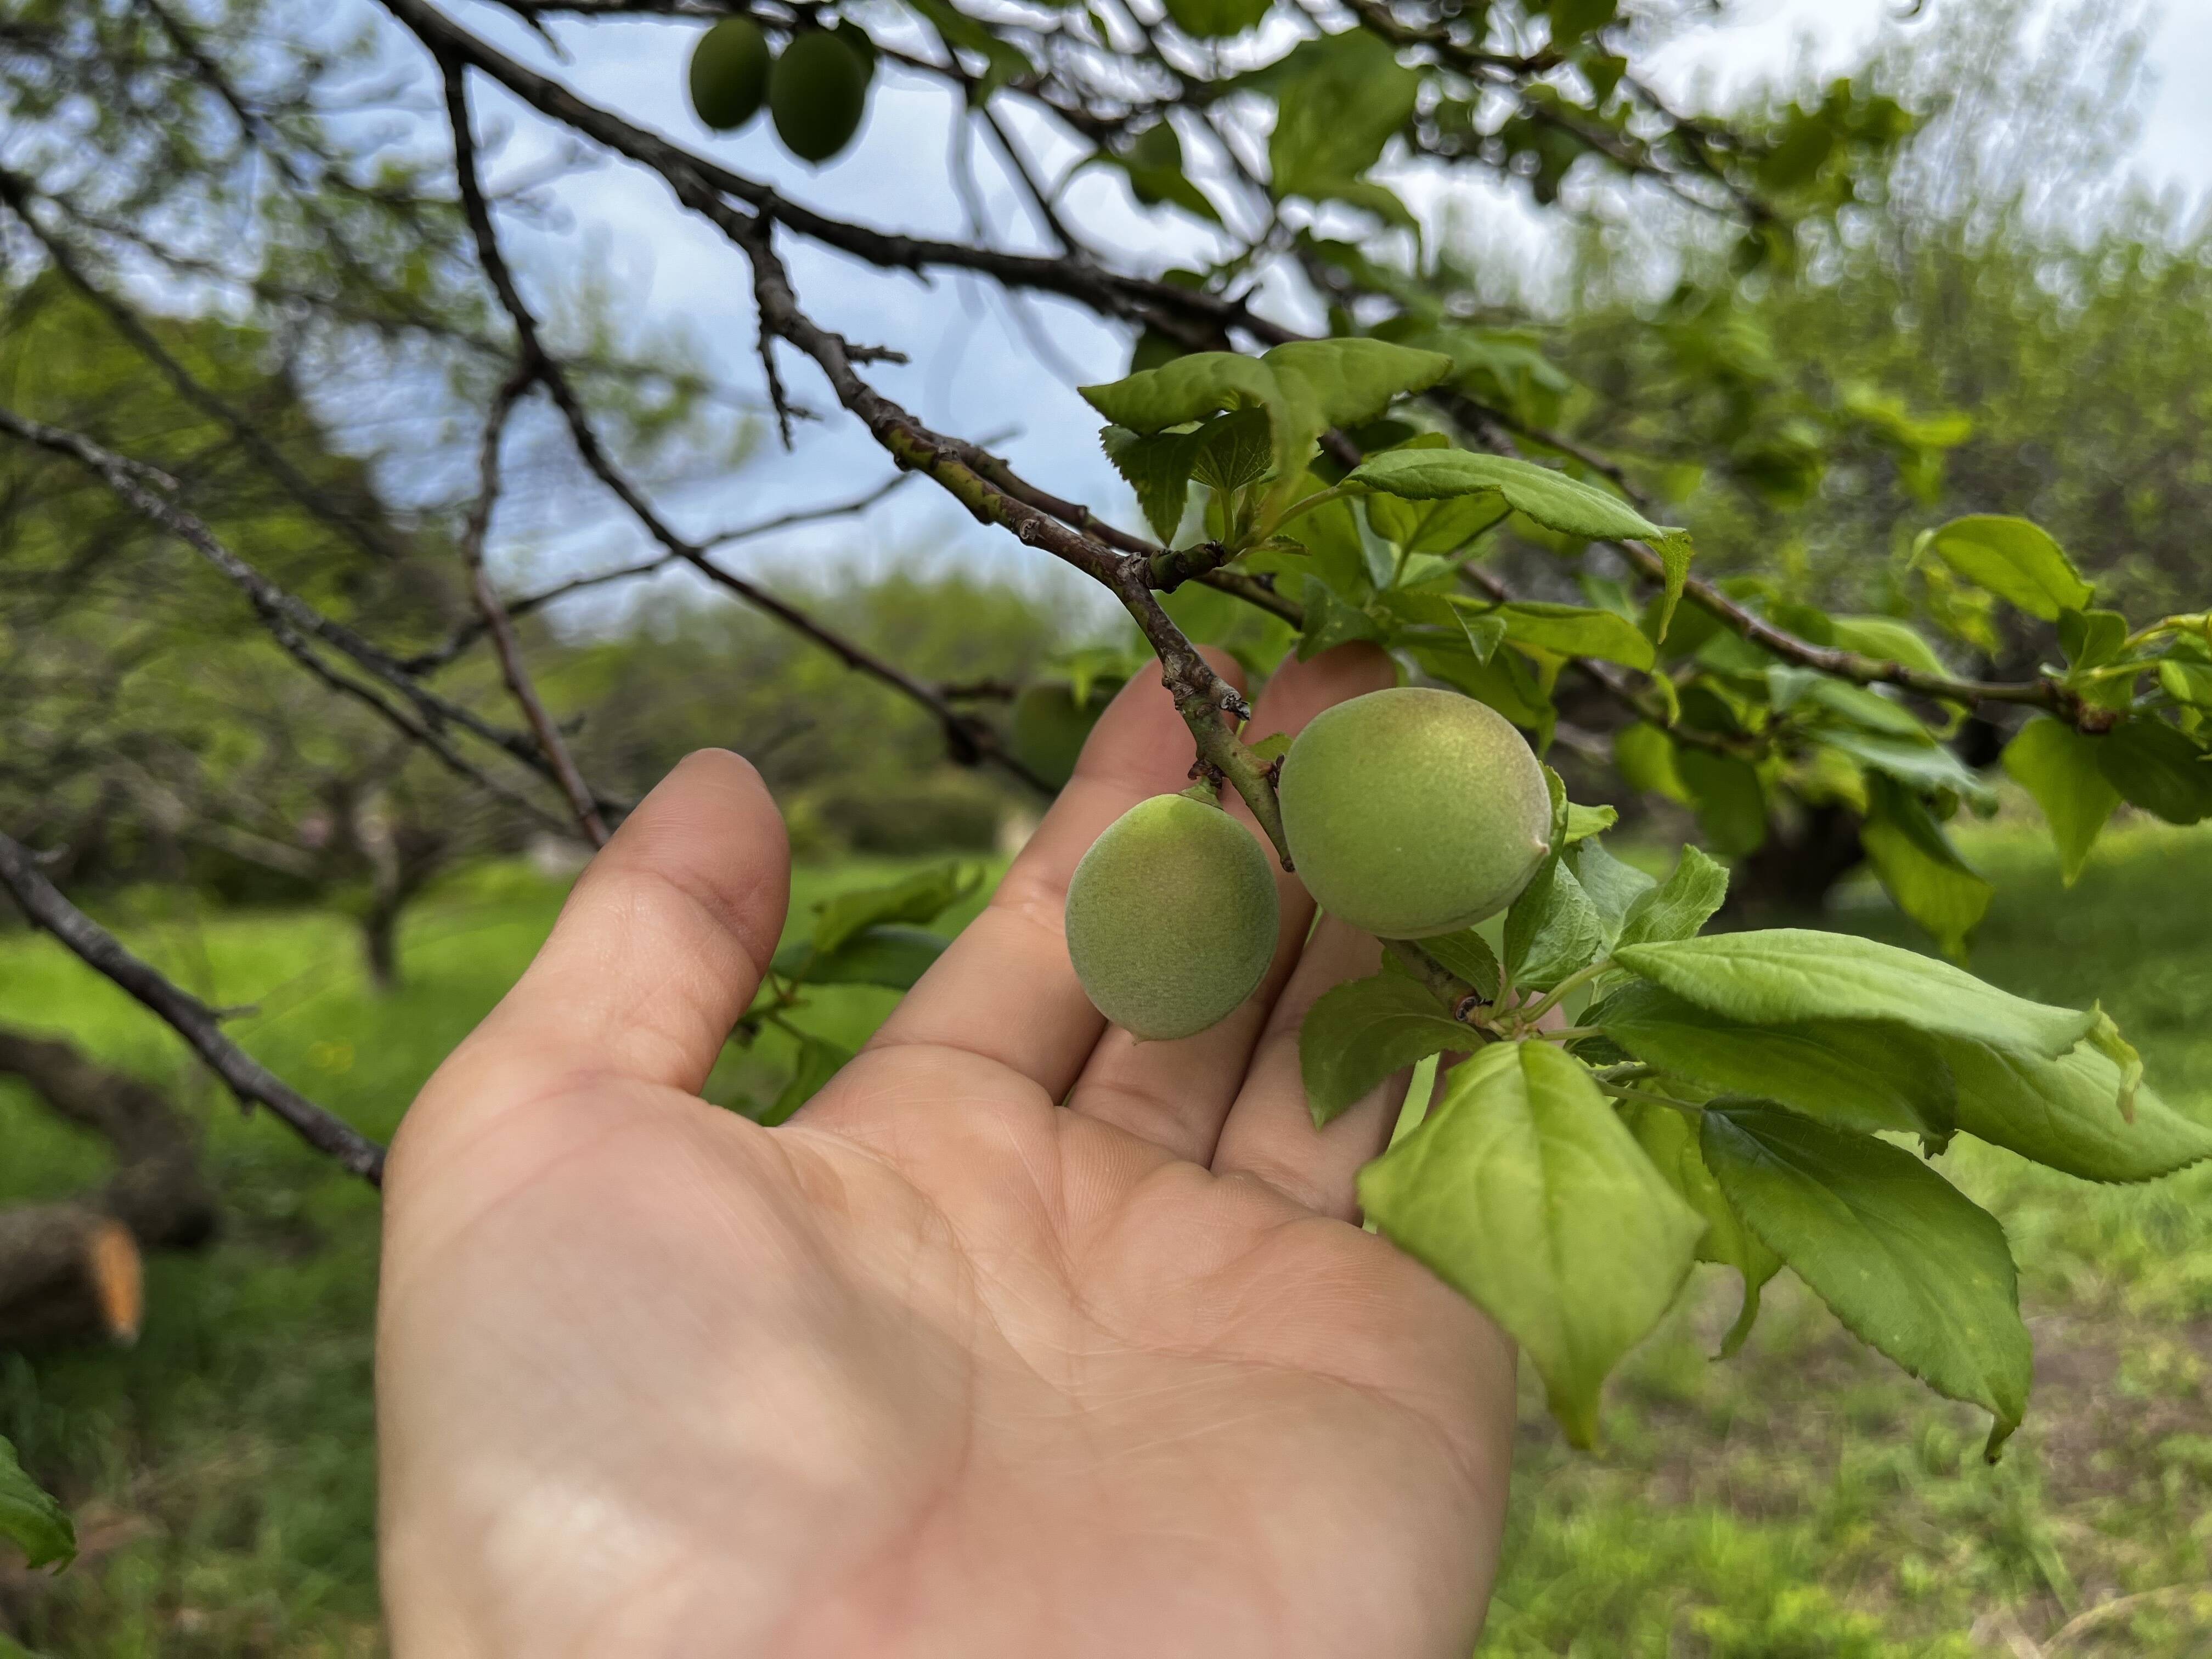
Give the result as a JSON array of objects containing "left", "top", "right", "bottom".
[
  {"left": 460, "top": 368, "right": 613, "bottom": 845},
  {"left": 0, "top": 830, "right": 387, "bottom": 1185},
  {"left": 0, "top": 404, "right": 622, "bottom": 820}
]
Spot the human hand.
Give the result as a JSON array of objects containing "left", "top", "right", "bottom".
[{"left": 376, "top": 644, "right": 1516, "bottom": 1658}]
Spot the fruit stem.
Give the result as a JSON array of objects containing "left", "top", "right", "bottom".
[
  {"left": 1514, "top": 957, "right": 1615, "bottom": 1030},
  {"left": 1384, "top": 938, "right": 1480, "bottom": 1011}
]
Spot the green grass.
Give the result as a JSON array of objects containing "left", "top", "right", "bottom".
[{"left": 2, "top": 828, "right": 2209, "bottom": 1655}]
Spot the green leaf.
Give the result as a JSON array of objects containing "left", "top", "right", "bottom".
[
  {"left": 1099, "top": 424, "right": 1200, "bottom": 544},
  {"left": 1859, "top": 774, "right": 1993, "bottom": 962},
  {"left": 2095, "top": 719, "right": 2212, "bottom": 825},
  {"left": 0, "top": 1437, "right": 73, "bottom": 1571},
  {"left": 1099, "top": 120, "right": 1223, "bottom": 222},
  {"left": 1615, "top": 845, "right": 1729, "bottom": 948},
  {"left": 1593, "top": 980, "right": 1955, "bottom": 1140},
  {"left": 1190, "top": 407, "right": 1274, "bottom": 495},
  {"left": 811, "top": 862, "right": 981, "bottom": 955},
  {"left": 2158, "top": 657, "right": 2212, "bottom": 708},
  {"left": 1296, "top": 578, "right": 1384, "bottom": 659},
  {"left": 1915, "top": 515, "right": 2092, "bottom": 622},
  {"left": 1299, "top": 973, "right": 1485, "bottom": 1127},
  {"left": 1503, "top": 854, "right": 1606, "bottom": 994},
  {"left": 1939, "top": 1038, "right": 2212, "bottom": 1182},
  {"left": 1259, "top": 31, "right": 1422, "bottom": 203},
  {"left": 1562, "top": 802, "right": 1618, "bottom": 845},
  {"left": 772, "top": 924, "right": 950, "bottom": 991},
  {"left": 1829, "top": 614, "right": 1949, "bottom": 678},
  {"left": 1817, "top": 727, "right": 1995, "bottom": 807},
  {"left": 1614, "top": 721, "right": 1689, "bottom": 803},
  {"left": 1262, "top": 340, "right": 1457, "bottom": 435},
  {"left": 1418, "top": 929, "right": 1503, "bottom": 1000},
  {"left": 1359, "top": 1041, "right": 1704, "bottom": 1447},
  {"left": 1677, "top": 748, "right": 1767, "bottom": 856},
  {"left": 1163, "top": 0, "right": 1271, "bottom": 40},
  {"left": 2002, "top": 717, "right": 2120, "bottom": 885},
  {"left": 1481, "top": 600, "right": 1655, "bottom": 670},
  {"left": 1082, "top": 342, "right": 1451, "bottom": 516},
  {"left": 760, "top": 1031, "right": 853, "bottom": 1127},
  {"left": 1768, "top": 667, "right": 1930, "bottom": 740},
  {"left": 1348, "top": 449, "right": 1683, "bottom": 547},
  {"left": 1700, "top": 1102, "right": 2032, "bottom": 1458},
  {"left": 2058, "top": 607, "right": 2131, "bottom": 670},
  {"left": 1613, "top": 928, "right": 2100, "bottom": 1058},
  {"left": 1566, "top": 837, "right": 1654, "bottom": 950},
  {"left": 1620, "top": 1101, "right": 1778, "bottom": 1357}
]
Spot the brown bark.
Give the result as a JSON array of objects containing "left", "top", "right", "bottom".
[{"left": 0, "top": 1028, "right": 215, "bottom": 1346}]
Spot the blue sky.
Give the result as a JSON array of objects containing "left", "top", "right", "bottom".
[{"left": 413, "top": 0, "right": 2212, "bottom": 617}]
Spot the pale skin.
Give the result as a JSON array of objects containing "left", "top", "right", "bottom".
[{"left": 376, "top": 642, "right": 1518, "bottom": 1658}]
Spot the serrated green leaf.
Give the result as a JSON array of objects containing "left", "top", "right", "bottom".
[
  {"left": 1830, "top": 614, "right": 1949, "bottom": 678},
  {"left": 812, "top": 862, "right": 981, "bottom": 955},
  {"left": 2095, "top": 718, "right": 2212, "bottom": 825},
  {"left": 1620, "top": 1101, "right": 1778, "bottom": 1357},
  {"left": 1566, "top": 837, "right": 1654, "bottom": 950},
  {"left": 2058, "top": 607, "right": 2131, "bottom": 670},
  {"left": 1562, "top": 802, "right": 1619, "bottom": 845},
  {"left": 772, "top": 924, "right": 950, "bottom": 991},
  {"left": 1593, "top": 980, "right": 1955, "bottom": 1139},
  {"left": 1479, "top": 600, "right": 1655, "bottom": 670},
  {"left": 1615, "top": 845, "right": 1729, "bottom": 947},
  {"left": 1915, "top": 515, "right": 2092, "bottom": 622},
  {"left": 1938, "top": 1037, "right": 2212, "bottom": 1182},
  {"left": 1262, "top": 339, "right": 1457, "bottom": 435},
  {"left": 2002, "top": 716, "right": 2120, "bottom": 885},
  {"left": 1418, "top": 929, "right": 1503, "bottom": 1000},
  {"left": 1099, "top": 424, "right": 1200, "bottom": 543},
  {"left": 1359, "top": 1040, "right": 1704, "bottom": 1447},
  {"left": 1614, "top": 929, "right": 2100, "bottom": 1057},
  {"left": 1504, "top": 854, "right": 1606, "bottom": 993},
  {"left": 1299, "top": 973, "right": 1485, "bottom": 1127},
  {"left": 1768, "top": 667, "right": 1931, "bottom": 740},
  {"left": 1700, "top": 1102, "right": 2032, "bottom": 1458},
  {"left": 1860, "top": 775, "right": 1993, "bottom": 962},
  {"left": 1349, "top": 449, "right": 1683, "bottom": 548},
  {"left": 760, "top": 1031, "right": 853, "bottom": 1126},
  {"left": 1818, "top": 727, "right": 1995, "bottom": 808},
  {"left": 1190, "top": 407, "right": 1274, "bottom": 495},
  {"left": 1297, "top": 578, "right": 1384, "bottom": 660},
  {"left": 0, "top": 1437, "right": 73, "bottom": 1571}
]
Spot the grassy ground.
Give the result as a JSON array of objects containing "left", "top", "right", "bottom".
[{"left": 1, "top": 827, "right": 2208, "bottom": 1656}]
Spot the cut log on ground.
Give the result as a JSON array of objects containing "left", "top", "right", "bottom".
[{"left": 0, "top": 1028, "right": 215, "bottom": 1346}]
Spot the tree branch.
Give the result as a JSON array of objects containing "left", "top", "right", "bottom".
[{"left": 0, "top": 832, "right": 386, "bottom": 1185}]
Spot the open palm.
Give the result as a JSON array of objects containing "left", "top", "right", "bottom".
[{"left": 377, "top": 645, "right": 1516, "bottom": 1658}]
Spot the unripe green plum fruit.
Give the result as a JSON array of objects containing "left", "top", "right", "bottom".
[
  {"left": 1011, "top": 679, "right": 1122, "bottom": 789},
  {"left": 1278, "top": 686, "right": 1551, "bottom": 939},
  {"left": 770, "top": 30, "right": 870, "bottom": 164},
  {"left": 687, "top": 18, "right": 772, "bottom": 131},
  {"left": 1065, "top": 794, "right": 1279, "bottom": 1040}
]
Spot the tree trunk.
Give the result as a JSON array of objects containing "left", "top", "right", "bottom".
[
  {"left": 0, "top": 1029, "right": 215, "bottom": 1347},
  {"left": 1722, "top": 800, "right": 1868, "bottom": 923},
  {"left": 360, "top": 898, "right": 401, "bottom": 993}
]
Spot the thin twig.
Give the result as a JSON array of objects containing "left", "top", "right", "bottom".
[{"left": 458, "top": 367, "right": 612, "bottom": 845}]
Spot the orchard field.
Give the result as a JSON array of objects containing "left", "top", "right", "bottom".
[{"left": 1, "top": 818, "right": 2208, "bottom": 1658}]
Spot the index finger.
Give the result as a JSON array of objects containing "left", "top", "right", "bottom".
[{"left": 415, "top": 748, "right": 792, "bottom": 1121}]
